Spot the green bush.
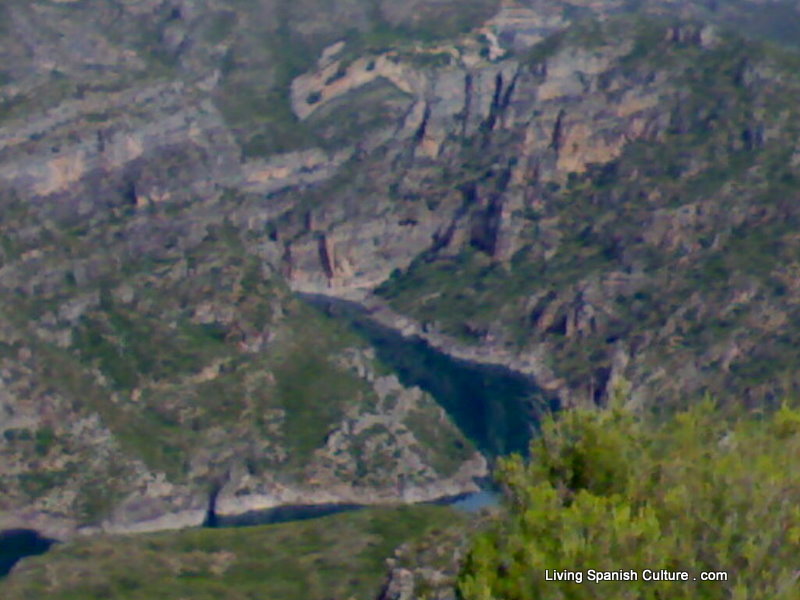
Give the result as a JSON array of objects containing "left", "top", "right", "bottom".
[{"left": 459, "top": 398, "right": 800, "bottom": 599}]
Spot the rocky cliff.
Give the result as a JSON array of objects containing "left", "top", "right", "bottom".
[{"left": 2, "top": 0, "right": 800, "bottom": 538}]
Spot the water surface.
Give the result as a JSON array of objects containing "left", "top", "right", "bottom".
[
  {"left": 0, "top": 529, "right": 56, "bottom": 578},
  {"left": 303, "top": 293, "right": 558, "bottom": 457}
]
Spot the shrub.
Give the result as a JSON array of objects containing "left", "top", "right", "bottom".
[{"left": 459, "top": 398, "right": 800, "bottom": 599}]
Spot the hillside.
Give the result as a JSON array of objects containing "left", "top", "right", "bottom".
[
  {"left": 2, "top": 0, "right": 800, "bottom": 581},
  {"left": 375, "top": 18, "right": 800, "bottom": 412},
  {"left": 1, "top": 504, "right": 470, "bottom": 599}
]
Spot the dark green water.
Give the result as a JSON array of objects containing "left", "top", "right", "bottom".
[
  {"left": 0, "top": 530, "right": 55, "bottom": 578},
  {"left": 303, "top": 293, "right": 559, "bottom": 458}
]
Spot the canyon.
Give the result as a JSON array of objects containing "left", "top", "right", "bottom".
[{"left": 1, "top": 0, "right": 800, "bottom": 578}]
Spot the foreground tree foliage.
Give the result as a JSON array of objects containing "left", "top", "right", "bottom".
[{"left": 458, "top": 394, "right": 800, "bottom": 599}]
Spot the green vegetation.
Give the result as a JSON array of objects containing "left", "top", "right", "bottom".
[
  {"left": 3, "top": 505, "right": 465, "bottom": 600},
  {"left": 216, "top": 36, "right": 318, "bottom": 157},
  {"left": 66, "top": 287, "right": 381, "bottom": 480},
  {"left": 377, "top": 249, "right": 518, "bottom": 344},
  {"left": 16, "top": 469, "right": 74, "bottom": 499},
  {"left": 713, "top": 1, "right": 800, "bottom": 50},
  {"left": 213, "top": 0, "right": 497, "bottom": 157},
  {"left": 305, "top": 78, "right": 414, "bottom": 150},
  {"left": 202, "top": 11, "right": 237, "bottom": 45},
  {"left": 334, "top": 0, "right": 499, "bottom": 63},
  {"left": 404, "top": 405, "right": 476, "bottom": 475},
  {"left": 459, "top": 397, "right": 800, "bottom": 599},
  {"left": 273, "top": 344, "right": 371, "bottom": 466},
  {"left": 0, "top": 71, "right": 76, "bottom": 124},
  {"left": 376, "top": 15, "right": 800, "bottom": 406},
  {"left": 72, "top": 309, "right": 229, "bottom": 390}
]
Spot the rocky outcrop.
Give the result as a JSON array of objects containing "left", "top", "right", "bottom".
[
  {"left": 380, "top": 568, "right": 417, "bottom": 600},
  {"left": 377, "top": 505, "right": 497, "bottom": 600},
  {"left": 276, "top": 27, "right": 668, "bottom": 297}
]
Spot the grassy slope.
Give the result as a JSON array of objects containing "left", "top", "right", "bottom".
[{"left": 2, "top": 505, "right": 466, "bottom": 600}]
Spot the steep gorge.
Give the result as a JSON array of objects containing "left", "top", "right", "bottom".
[{"left": 2, "top": 0, "right": 800, "bottom": 541}]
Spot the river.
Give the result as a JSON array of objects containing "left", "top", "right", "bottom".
[
  {"left": 0, "top": 491, "right": 502, "bottom": 579},
  {"left": 2, "top": 294, "right": 545, "bottom": 579},
  {"left": 302, "top": 293, "right": 557, "bottom": 458},
  {"left": 0, "top": 530, "right": 56, "bottom": 578}
]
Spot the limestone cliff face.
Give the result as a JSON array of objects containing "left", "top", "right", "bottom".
[
  {"left": 277, "top": 28, "right": 670, "bottom": 296},
  {"left": 1, "top": 0, "right": 800, "bottom": 536},
  {"left": 270, "top": 15, "right": 800, "bottom": 414}
]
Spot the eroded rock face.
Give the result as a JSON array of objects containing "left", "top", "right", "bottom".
[
  {"left": 380, "top": 568, "right": 416, "bottom": 600},
  {"left": 0, "top": 298, "right": 486, "bottom": 539},
  {"left": 1, "top": 0, "right": 800, "bottom": 535},
  {"left": 277, "top": 32, "right": 668, "bottom": 295}
]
